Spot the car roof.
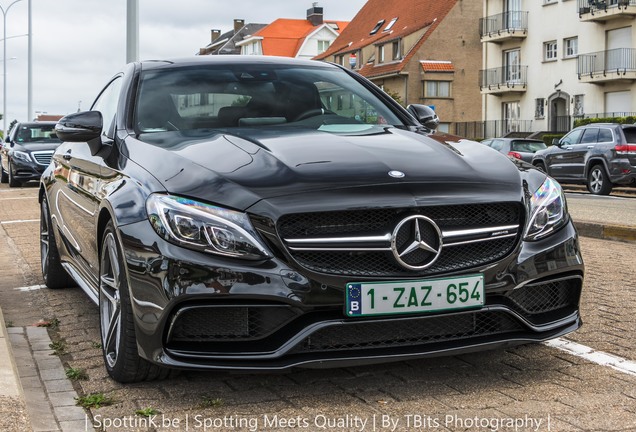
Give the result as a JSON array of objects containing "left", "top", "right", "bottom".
[
  {"left": 490, "top": 138, "right": 543, "bottom": 142},
  {"left": 15, "top": 121, "right": 57, "bottom": 127},
  {"left": 138, "top": 55, "right": 336, "bottom": 72}
]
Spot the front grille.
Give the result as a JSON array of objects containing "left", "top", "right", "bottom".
[
  {"left": 292, "top": 237, "right": 516, "bottom": 277},
  {"left": 31, "top": 151, "right": 54, "bottom": 166},
  {"left": 278, "top": 204, "right": 521, "bottom": 238},
  {"left": 278, "top": 203, "right": 523, "bottom": 277},
  {"left": 291, "top": 311, "right": 522, "bottom": 354},
  {"left": 167, "top": 305, "right": 300, "bottom": 342}
]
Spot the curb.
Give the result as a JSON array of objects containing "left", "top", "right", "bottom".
[
  {"left": 0, "top": 306, "right": 24, "bottom": 398},
  {"left": 574, "top": 221, "right": 636, "bottom": 243},
  {"left": 0, "top": 306, "right": 31, "bottom": 432}
]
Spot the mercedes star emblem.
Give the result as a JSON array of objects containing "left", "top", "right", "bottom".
[{"left": 390, "top": 215, "right": 443, "bottom": 270}]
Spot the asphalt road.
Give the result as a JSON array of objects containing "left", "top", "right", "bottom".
[{"left": 0, "top": 182, "right": 635, "bottom": 432}]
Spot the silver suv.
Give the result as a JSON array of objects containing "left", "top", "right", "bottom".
[{"left": 532, "top": 123, "right": 636, "bottom": 195}]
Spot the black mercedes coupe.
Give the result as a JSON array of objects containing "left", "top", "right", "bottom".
[{"left": 40, "top": 56, "right": 584, "bottom": 382}]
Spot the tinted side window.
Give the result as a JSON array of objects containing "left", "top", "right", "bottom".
[
  {"left": 491, "top": 139, "right": 504, "bottom": 151},
  {"left": 561, "top": 129, "right": 583, "bottom": 145},
  {"left": 598, "top": 128, "right": 613, "bottom": 143},
  {"left": 91, "top": 77, "right": 123, "bottom": 138},
  {"left": 580, "top": 128, "right": 599, "bottom": 144}
]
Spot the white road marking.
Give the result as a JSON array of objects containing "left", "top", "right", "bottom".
[
  {"left": 0, "top": 196, "right": 38, "bottom": 200},
  {"left": 0, "top": 219, "right": 39, "bottom": 225},
  {"left": 545, "top": 337, "right": 636, "bottom": 376},
  {"left": 14, "top": 285, "right": 46, "bottom": 292}
]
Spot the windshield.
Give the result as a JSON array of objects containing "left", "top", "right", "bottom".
[
  {"left": 134, "top": 63, "right": 403, "bottom": 136},
  {"left": 14, "top": 125, "right": 60, "bottom": 144},
  {"left": 511, "top": 140, "right": 546, "bottom": 153}
]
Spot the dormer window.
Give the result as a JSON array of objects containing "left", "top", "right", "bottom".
[
  {"left": 370, "top": 20, "right": 385, "bottom": 35},
  {"left": 384, "top": 18, "right": 398, "bottom": 32}
]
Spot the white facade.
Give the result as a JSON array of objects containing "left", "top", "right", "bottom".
[
  {"left": 481, "top": 0, "right": 636, "bottom": 136},
  {"left": 236, "top": 24, "right": 339, "bottom": 58},
  {"left": 295, "top": 25, "right": 339, "bottom": 59}
]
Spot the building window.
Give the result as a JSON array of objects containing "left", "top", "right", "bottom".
[
  {"left": 503, "top": 101, "right": 521, "bottom": 133},
  {"left": 564, "top": 37, "right": 578, "bottom": 58},
  {"left": 317, "top": 40, "right": 330, "bottom": 54},
  {"left": 378, "top": 45, "right": 385, "bottom": 63},
  {"left": 424, "top": 81, "right": 451, "bottom": 98},
  {"left": 384, "top": 18, "right": 398, "bottom": 32},
  {"left": 336, "top": 55, "right": 344, "bottom": 66},
  {"left": 535, "top": 98, "right": 545, "bottom": 119},
  {"left": 544, "top": 41, "right": 557, "bottom": 61},
  {"left": 503, "top": 49, "right": 521, "bottom": 83},
  {"left": 392, "top": 41, "right": 401, "bottom": 60},
  {"left": 574, "top": 95, "right": 584, "bottom": 116},
  {"left": 370, "top": 20, "right": 385, "bottom": 35}
]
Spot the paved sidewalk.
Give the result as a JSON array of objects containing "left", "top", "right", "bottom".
[
  {"left": 0, "top": 307, "right": 30, "bottom": 432},
  {"left": 0, "top": 193, "right": 634, "bottom": 431}
]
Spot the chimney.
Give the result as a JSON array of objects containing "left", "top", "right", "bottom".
[
  {"left": 211, "top": 29, "right": 221, "bottom": 43},
  {"left": 234, "top": 19, "right": 245, "bottom": 33},
  {"left": 307, "top": 3, "right": 323, "bottom": 26}
]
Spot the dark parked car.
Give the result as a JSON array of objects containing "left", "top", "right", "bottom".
[
  {"left": 40, "top": 56, "right": 584, "bottom": 382},
  {"left": 1, "top": 122, "right": 62, "bottom": 187},
  {"left": 481, "top": 138, "right": 547, "bottom": 163},
  {"left": 532, "top": 123, "right": 636, "bottom": 195}
]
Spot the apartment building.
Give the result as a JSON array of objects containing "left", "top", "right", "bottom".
[
  {"left": 477, "top": 0, "right": 636, "bottom": 139},
  {"left": 315, "top": 0, "right": 483, "bottom": 133}
]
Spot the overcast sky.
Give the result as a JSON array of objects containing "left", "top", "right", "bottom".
[{"left": 2, "top": 0, "right": 367, "bottom": 124}]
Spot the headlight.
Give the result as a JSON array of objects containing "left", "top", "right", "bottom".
[
  {"left": 524, "top": 177, "right": 567, "bottom": 241},
  {"left": 146, "top": 194, "right": 272, "bottom": 260},
  {"left": 11, "top": 150, "right": 32, "bottom": 162}
]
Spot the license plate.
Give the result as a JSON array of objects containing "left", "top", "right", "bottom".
[{"left": 346, "top": 274, "right": 484, "bottom": 317}]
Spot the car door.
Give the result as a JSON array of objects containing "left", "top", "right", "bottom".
[
  {"left": 52, "top": 76, "right": 123, "bottom": 288},
  {"left": 545, "top": 128, "right": 583, "bottom": 180},
  {"left": 570, "top": 127, "right": 599, "bottom": 179}
]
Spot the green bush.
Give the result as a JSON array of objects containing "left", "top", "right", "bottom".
[
  {"left": 542, "top": 134, "right": 564, "bottom": 147},
  {"left": 573, "top": 116, "right": 636, "bottom": 128}
]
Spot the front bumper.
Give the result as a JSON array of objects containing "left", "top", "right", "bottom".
[
  {"left": 117, "top": 219, "right": 584, "bottom": 370},
  {"left": 9, "top": 157, "right": 47, "bottom": 182}
]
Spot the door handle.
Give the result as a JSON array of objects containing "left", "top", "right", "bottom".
[
  {"left": 62, "top": 151, "right": 72, "bottom": 160},
  {"left": 565, "top": 147, "right": 573, "bottom": 150},
  {"left": 586, "top": 146, "right": 594, "bottom": 149}
]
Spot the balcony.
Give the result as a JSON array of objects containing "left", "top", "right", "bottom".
[
  {"left": 578, "top": 0, "right": 636, "bottom": 22},
  {"left": 479, "top": 66, "right": 528, "bottom": 95},
  {"left": 479, "top": 11, "right": 528, "bottom": 43},
  {"left": 577, "top": 48, "right": 636, "bottom": 83}
]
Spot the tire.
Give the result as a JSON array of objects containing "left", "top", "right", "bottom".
[
  {"left": 8, "top": 161, "right": 20, "bottom": 187},
  {"left": 0, "top": 161, "right": 7, "bottom": 184},
  {"left": 534, "top": 162, "right": 547, "bottom": 173},
  {"left": 40, "top": 196, "right": 75, "bottom": 289},
  {"left": 587, "top": 164, "right": 613, "bottom": 195},
  {"left": 99, "top": 221, "right": 172, "bottom": 382}
]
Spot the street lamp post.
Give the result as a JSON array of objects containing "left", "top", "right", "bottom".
[{"left": 1, "top": 0, "right": 24, "bottom": 138}]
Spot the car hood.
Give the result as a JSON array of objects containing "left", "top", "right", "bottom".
[
  {"left": 128, "top": 127, "right": 526, "bottom": 212},
  {"left": 11, "top": 142, "right": 62, "bottom": 152}
]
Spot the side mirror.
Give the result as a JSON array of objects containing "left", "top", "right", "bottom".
[
  {"left": 4, "top": 136, "right": 9, "bottom": 143},
  {"left": 407, "top": 104, "right": 440, "bottom": 130},
  {"left": 55, "top": 111, "right": 103, "bottom": 142},
  {"left": 552, "top": 138, "right": 560, "bottom": 146}
]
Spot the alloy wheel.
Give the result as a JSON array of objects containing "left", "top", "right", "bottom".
[
  {"left": 100, "top": 232, "right": 122, "bottom": 369},
  {"left": 590, "top": 168, "right": 603, "bottom": 194},
  {"left": 40, "top": 201, "right": 50, "bottom": 277}
]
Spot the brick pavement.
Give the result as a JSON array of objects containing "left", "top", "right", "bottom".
[{"left": 1, "top": 185, "right": 636, "bottom": 431}]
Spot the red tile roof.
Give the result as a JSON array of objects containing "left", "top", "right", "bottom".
[
  {"left": 253, "top": 19, "right": 349, "bottom": 57},
  {"left": 421, "top": 61, "right": 454, "bottom": 72},
  {"left": 315, "top": 0, "right": 457, "bottom": 79}
]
